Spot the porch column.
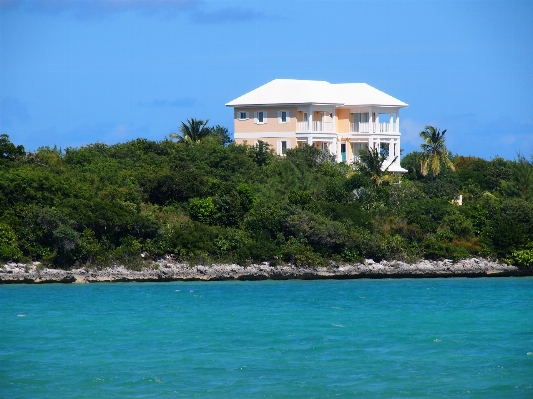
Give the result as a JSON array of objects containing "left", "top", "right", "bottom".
[
  {"left": 397, "top": 110, "right": 400, "bottom": 133},
  {"left": 369, "top": 107, "right": 373, "bottom": 133},
  {"left": 332, "top": 106, "right": 336, "bottom": 133},
  {"left": 308, "top": 106, "right": 313, "bottom": 133},
  {"left": 389, "top": 113, "right": 393, "bottom": 133}
]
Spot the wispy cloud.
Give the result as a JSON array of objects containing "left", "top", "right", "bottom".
[
  {"left": 0, "top": 97, "right": 30, "bottom": 127},
  {"left": 138, "top": 97, "right": 198, "bottom": 108},
  {"left": 1, "top": 0, "right": 272, "bottom": 23},
  {"left": 1, "top": 0, "right": 198, "bottom": 18},
  {"left": 190, "top": 6, "right": 274, "bottom": 24}
]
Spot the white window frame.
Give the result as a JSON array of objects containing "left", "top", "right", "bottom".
[
  {"left": 278, "top": 110, "right": 290, "bottom": 124},
  {"left": 277, "top": 140, "right": 290, "bottom": 156},
  {"left": 254, "top": 110, "right": 267, "bottom": 124},
  {"left": 238, "top": 111, "right": 248, "bottom": 121}
]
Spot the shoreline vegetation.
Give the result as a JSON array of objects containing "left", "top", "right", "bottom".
[
  {"left": 1, "top": 124, "right": 533, "bottom": 272},
  {"left": 1, "top": 258, "right": 532, "bottom": 284}
]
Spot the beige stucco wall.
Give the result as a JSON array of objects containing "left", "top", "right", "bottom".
[
  {"left": 235, "top": 137, "right": 297, "bottom": 152},
  {"left": 336, "top": 108, "right": 350, "bottom": 133},
  {"left": 233, "top": 107, "right": 297, "bottom": 133}
]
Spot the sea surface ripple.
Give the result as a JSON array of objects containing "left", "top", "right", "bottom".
[{"left": 1, "top": 278, "right": 532, "bottom": 398}]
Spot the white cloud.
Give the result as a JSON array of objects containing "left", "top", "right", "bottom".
[
  {"left": 1, "top": 0, "right": 270, "bottom": 23},
  {"left": 1, "top": 0, "right": 198, "bottom": 18}
]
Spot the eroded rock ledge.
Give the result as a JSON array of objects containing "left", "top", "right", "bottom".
[{"left": 1, "top": 258, "right": 532, "bottom": 284}]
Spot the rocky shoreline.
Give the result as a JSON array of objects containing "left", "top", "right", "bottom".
[{"left": 1, "top": 258, "right": 532, "bottom": 284}]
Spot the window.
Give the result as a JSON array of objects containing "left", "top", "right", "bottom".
[
  {"left": 379, "top": 142, "right": 390, "bottom": 157},
  {"left": 278, "top": 110, "right": 289, "bottom": 123},
  {"left": 254, "top": 111, "right": 267, "bottom": 124},
  {"left": 278, "top": 140, "right": 290, "bottom": 155},
  {"left": 238, "top": 111, "right": 248, "bottom": 120},
  {"left": 352, "top": 113, "right": 369, "bottom": 123}
]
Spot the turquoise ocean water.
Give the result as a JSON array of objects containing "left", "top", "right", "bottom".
[{"left": 1, "top": 278, "right": 532, "bottom": 398}]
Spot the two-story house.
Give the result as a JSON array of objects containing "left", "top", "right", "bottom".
[{"left": 226, "top": 79, "right": 408, "bottom": 172}]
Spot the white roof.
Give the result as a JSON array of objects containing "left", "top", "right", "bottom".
[{"left": 226, "top": 79, "right": 408, "bottom": 108}]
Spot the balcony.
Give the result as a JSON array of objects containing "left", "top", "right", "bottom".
[
  {"left": 350, "top": 122, "right": 397, "bottom": 133},
  {"left": 297, "top": 121, "right": 334, "bottom": 133}
]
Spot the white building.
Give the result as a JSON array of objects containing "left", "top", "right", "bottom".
[{"left": 226, "top": 79, "right": 408, "bottom": 172}]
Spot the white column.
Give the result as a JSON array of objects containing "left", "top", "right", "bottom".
[
  {"left": 369, "top": 107, "right": 373, "bottom": 134},
  {"left": 332, "top": 107, "right": 336, "bottom": 133},
  {"left": 308, "top": 106, "right": 313, "bottom": 132},
  {"left": 389, "top": 113, "right": 393, "bottom": 133},
  {"left": 397, "top": 109, "right": 400, "bottom": 133}
]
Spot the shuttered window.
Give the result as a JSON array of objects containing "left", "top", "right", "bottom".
[
  {"left": 277, "top": 140, "right": 290, "bottom": 155},
  {"left": 278, "top": 110, "right": 289, "bottom": 123},
  {"left": 254, "top": 111, "right": 267, "bottom": 124}
]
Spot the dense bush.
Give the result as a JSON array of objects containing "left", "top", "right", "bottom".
[{"left": 0, "top": 133, "right": 531, "bottom": 268}]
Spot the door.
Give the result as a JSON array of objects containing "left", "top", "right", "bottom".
[{"left": 341, "top": 143, "right": 346, "bottom": 162}]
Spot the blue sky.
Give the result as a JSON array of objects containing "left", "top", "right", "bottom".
[{"left": 1, "top": 0, "right": 532, "bottom": 160}]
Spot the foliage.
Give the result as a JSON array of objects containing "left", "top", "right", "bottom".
[
  {"left": 0, "top": 134, "right": 26, "bottom": 160},
  {"left": 170, "top": 118, "right": 215, "bottom": 145},
  {"left": 505, "top": 243, "right": 533, "bottom": 267},
  {"left": 1, "top": 122, "right": 532, "bottom": 267},
  {"left": 0, "top": 223, "right": 23, "bottom": 261},
  {"left": 501, "top": 154, "right": 533, "bottom": 201},
  {"left": 356, "top": 147, "right": 396, "bottom": 186},
  {"left": 419, "top": 126, "right": 455, "bottom": 179}
]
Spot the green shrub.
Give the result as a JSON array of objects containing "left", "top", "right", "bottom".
[
  {"left": 505, "top": 243, "right": 533, "bottom": 267},
  {"left": 280, "top": 237, "right": 326, "bottom": 268},
  {"left": 0, "top": 223, "right": 22, "bottom": 261}
]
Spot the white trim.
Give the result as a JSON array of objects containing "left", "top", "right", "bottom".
[
  {"left": 238, "top": 111, "right": 248, "bottom": 121},
  {"left": 277, "top": 139, "right": 291, "bottom": 156}
]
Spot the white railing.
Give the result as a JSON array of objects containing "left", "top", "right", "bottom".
[
  {"left": 297, "top": 121, "right": 334, "bottom": 132},
  {"left": 350, "top": 122, "right": 397, "bottom": 133},
  {"left": 298, "top": 121, "right": 397, "bottom": 133},
  {"left": 350, "top": 122, "right": 370, "bottom": 133},
  {"left": 377, "top": 122, "right": 398, "bottom": 133}
]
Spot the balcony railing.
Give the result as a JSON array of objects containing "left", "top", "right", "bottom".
[
  {"left": 297, "top": 121, "right": 399, "bottom": 134},
  {"left": 297, "top": 121, "right": 334, "bottom": 133},
  {"left": 350, "top": 122, "right": 370, "bottom": 133},
  {"left": 350, "top": 122, "right": 397, "bottom": 133}
]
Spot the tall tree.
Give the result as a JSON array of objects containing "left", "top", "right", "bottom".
[
  {"left": 170, "top": 118, "right": 211, "bottom": 145},
  {"left": 0, "top": 134, "right": 25, "bottom": 160},
  {"left": 419, "top": 126, "right": 455, "bottom": 179},
  {"left": 356, "top": 147, "right": 396, "bottom": 186},
  {"left": 208, "top": 125, "right": 232, "bottom": 145},
  {"left": 501, "top": 153, "right": 533, "bottom": 201}
]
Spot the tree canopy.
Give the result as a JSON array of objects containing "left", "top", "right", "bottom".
[
  {"left": 419, "top": 126, "right": 455, "bottom": 179},
  {"left": 1, "top": 127, "right": 532, "bottom": 268}
]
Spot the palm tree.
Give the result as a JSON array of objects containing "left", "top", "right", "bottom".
[
  {"left": 357, "top": 147, "right": 397, "bottom": 186},
  {"left": 419, "top": 126, "right": 455, "bottom": 179},
  {"left": 170, "top": 118, "right": 211, "bottom": 145}
]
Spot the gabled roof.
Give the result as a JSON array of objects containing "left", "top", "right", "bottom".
[{"left": 226, "top": 79, "right": 408, "bottom": 108}]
